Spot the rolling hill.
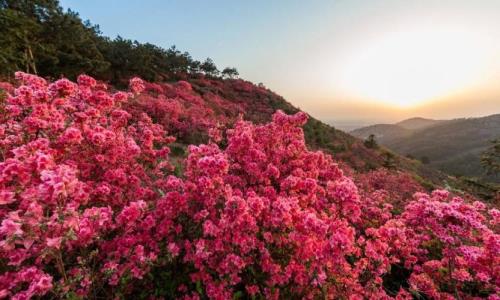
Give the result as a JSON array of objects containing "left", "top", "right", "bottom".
[
  {"left": 349, "top": 123, "right": 413, "bottom": 144},
  {"left": 395, "top": 117, "right": 445, "bottom": 130},
  {"left": 1, "top": 0, "right": 496, "bottom": 202},
  {"left": 1, "top": 75, "right": 496, "bottom": 200},
  {"left": 123, "top": 78, "right": 500, "bottom": 200},
  {"left": 3, "top": 70, "right": 498, "bottom": 300},
  {"left": 352, "top": 115, "right": 500, "bottom": 184}
]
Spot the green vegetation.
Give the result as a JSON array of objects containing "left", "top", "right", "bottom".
[
  {"left": 352, "top": 115, "right": 500, "bottom": 184},
  {"left": 364, "top": 134, "right": 378, "bottom": 149},
  {"left": 221, "top": 67, "right": 239, "bottom": 79},
  {"left": 0, "top": 0, "right": 237, "bottom": 83},
  {"left": 481, "top": 139, "right": 500, "bottom": 176},
  {"left": 383, "top": 151, "right": 397, "bottom": 169}
]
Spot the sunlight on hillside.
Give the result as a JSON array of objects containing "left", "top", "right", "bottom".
[{"left": 337, "top": 25, "right": 496, "bottom": 108}]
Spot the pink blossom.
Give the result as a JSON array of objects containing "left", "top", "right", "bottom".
[
  {"left": 46, "top": 237, "right": 62, "bottom": 249},
  {"left": 0, "top": 72, "right": 497, "bottom": 299},
  {"left": 0, "top": 219, "right": 23, "bottom": 236},
  {"left": 77, "top": 74, "right": 97, "bottom": 88},
  {"left": 129, "top": 77, "right": 145, "bottom": 94},
  {"left": 0, "top": 190, "right": 15, "bottom": 205}
]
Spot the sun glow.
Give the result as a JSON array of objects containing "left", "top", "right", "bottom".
[{"left": 338, "top": 26, "right": 495, "bottom": 108}]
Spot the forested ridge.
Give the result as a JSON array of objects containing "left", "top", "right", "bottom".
[{"left": 0, "top": 0, "right": 238, "bottom": 84}]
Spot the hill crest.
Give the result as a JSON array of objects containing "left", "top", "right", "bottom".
[
  {"left": 396, "top": 117, "right": 445, "bottom": 130},
  {"left": 351, "top": 114, "right": 500, "bottom": 185}
]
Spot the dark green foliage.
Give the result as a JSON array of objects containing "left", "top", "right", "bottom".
[
  {"left": 200, "top": 58, "right": 219, "bottom": 77},
  {"left": 221, "top": 67, "right": 239, "bottom": 79},
  {"left": 383, "top": 152, "right": 397, "bottom": 169},
  {"left": 458, "top": 177, "right": 499, "bottom": 203},
  {"left": 170, "top": 144, "right": 186, "bottom": 157},
  {"left": 39, "top": 10, "right": 110, "bottom": 78},
  {"left": 382, "top": 264, "right": 412, "bottom": 297},
  {"left": 303, "top": 118, "right": 348, "bottom": 153},
  {"left": 0, "top": 0, "right": 237, "bottom": 83},
  {"left": 481, "top": 139, "right": 500, "bottom": 176},
  {"left": 140, "top": 258, "right": 198, "bottom": 299},
  {"left": 96, "top": 38, "right": 188, "bottom": 84},
  {"left": 0, "top": 0, "right": 55, "bottom": 75},
  {"left": 364, "top": 134, "right": 378, "bottom": 149},
  {"left": 0, "top": 0, "right": 109, "bottom": 79}
]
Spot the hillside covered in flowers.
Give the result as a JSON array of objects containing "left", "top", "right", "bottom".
[{"left": 0, "top": 73, "right": 498, "bottom": 299}]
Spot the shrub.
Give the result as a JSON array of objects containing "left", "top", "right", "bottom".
[{"left": 0, "top": 73, "right": 498, "bottom": 299}]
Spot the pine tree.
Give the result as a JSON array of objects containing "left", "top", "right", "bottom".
[
  {"left": 364, "top": 134, "right": 378, "bottom": 149},
  {"left": 222, "top": 67, "right": 239, "bottom": 79}
]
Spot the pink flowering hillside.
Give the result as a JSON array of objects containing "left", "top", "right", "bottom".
[
  {"left": 118, "top": 76, "right": 468, "bottom": 195},
  {"left": 0, "top": 73, "right": 499, "bottom": 299}
]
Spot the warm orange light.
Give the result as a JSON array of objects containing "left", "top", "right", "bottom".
[{"left": 337, "top": 25, "right": 496, "bottom": 108}]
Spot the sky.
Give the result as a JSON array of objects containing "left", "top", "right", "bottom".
[{"left": 60, "top": 0, "right": 500, "bottom": 127}]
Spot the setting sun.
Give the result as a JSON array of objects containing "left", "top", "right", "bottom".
[{"left": 337, "top": 25, "right": 495, "bottom": 107}]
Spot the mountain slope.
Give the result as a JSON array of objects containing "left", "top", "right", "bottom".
[
  {"left": 3, "top": 72, "right": 499, "bottom": 300},
  {"left": 352, "top": 114, "right": 500, "bottom": 183},
  {"left": 2, "top": 74, "right": 496, "bottom": 201},
  {"left": 124, "top": 77, "right": 492, "bottom": 197},
  {"left": 351, "top": 117, "right": 446, "bottom": 143},
  {"left": 0, "top": 0, "right": 494, "bottom": 201},
  {"left": 350, "top": 124, "right": 413, "bottom": 144}
]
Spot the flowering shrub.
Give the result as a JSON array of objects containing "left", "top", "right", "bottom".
[
  {"left": 124, "top": 80, "right": 242, "bottom": 145},
  {"left": 355, "top": 169, "right": 425, "bottom": 228},
  {"left": 0, "top": 73, "right": 498, "bottom": 299},
  {"left": 402, "top": 191, "right": 499, "bottom": 298},
  {"left": 0, "top": 72, "right": 174, "bottom": 299},
  {"left": 152, "top": 111, "right": 365, "bottom": 299},
  {"left": 356, "top": 169, "right": 424, "bottom": 206}
]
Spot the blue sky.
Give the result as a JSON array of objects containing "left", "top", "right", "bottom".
[
  {"left": 60, "top": 1, "right": 332, "bottom": 73},
  {"left": 60, "top": 0, "right": 500, "bottom": 124}
]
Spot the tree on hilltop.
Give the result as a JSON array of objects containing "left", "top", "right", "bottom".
[
  {"left": 221, "top": 67, "right": 239, "bottom": 79},
  {"left": 364, "top": 134, "right": 378, "bottom": 149}
]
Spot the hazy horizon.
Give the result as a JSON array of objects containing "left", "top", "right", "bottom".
[
  {"left": 61, "top": 0, "right": 500, "bottom": 124},
  {"left": 327, "top": 111, "right": 500, "bottom": 132}
]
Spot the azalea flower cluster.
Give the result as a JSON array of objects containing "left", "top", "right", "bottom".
[
  {"left": 125, "top": 80, "right": 242, "bottom": 144},
  {"left": 124, "top": 77, "right": 287, "bottom": 145},
  {"left": 0, "top": 73, "right": 498, "bottom": 299},
  {"left": 0, "top": 72, "right": 173, "bottom": 299}
]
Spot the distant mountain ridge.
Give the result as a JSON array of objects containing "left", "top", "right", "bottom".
[
  {"left": 350, "top": 123, "right": 413, "bottom": 143},
  {"left": 395, "top": 117, "right": 445, "bottom": 130},
  {"left": 351, "top": 114, "right": 500, "bottom": 182}
]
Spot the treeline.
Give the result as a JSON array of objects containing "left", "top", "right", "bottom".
[{"left": 0, "top": 0, "right": 239, "bottom": 84}]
